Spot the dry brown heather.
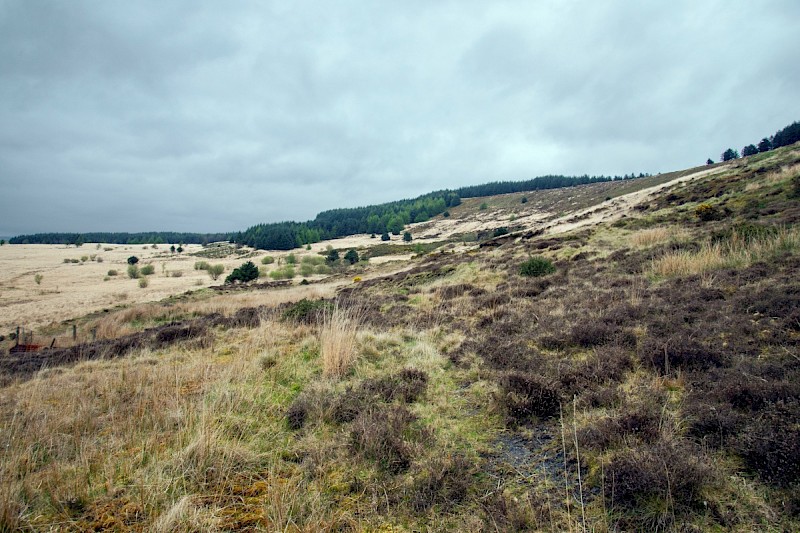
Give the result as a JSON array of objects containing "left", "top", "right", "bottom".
[{"left": 1, "top": 144, "right": 800, "bottom": 531}]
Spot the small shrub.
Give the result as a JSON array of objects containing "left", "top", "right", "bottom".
[
  {"left": 63, "top": 258, "right": 71, "bottom": 263},
  {"left": 170, "top": 271, "right": 183, "bottom": 278},
  {"left": 140, "top": 264, "right": 155, "bottom": 276},
  {"left": 492, "top": 227, "right": 509, "bottom": 237},
  {"left": 207, "top": 264, "right": 224, "bottom": 280},
  {"left": 353, "top": 276, "right": 362, "bottom": 283},
  {"left": 443, "top": 211, "right": 450, "bottom": 217},
  {"left": 519, "top": 256, "right": 556, "bottom": 277},
  {"left": 286, "top": 397, "right": 309, "bottom": 430},
  {"left": 286, "top": 253, "right": 297, "bottom": 265},
  {"left": 96, "top": 256, "right": 103, "bottom": 263},
  {"left": 381, "top": 232, "right": 390, "bottom": 241},
  {"left": 344, "top": 249, "right": 359, "bottom": 264},
  {"left": 315, "top": 264, "right": 332, "bottom": 275},
  {"left": 282, "top": 299, "right": 333, "bottom": 324},
  {"left": 479, "top": 202, "right": 488, "bottom": 210},
  {"left": 498, "top": 372, "right": 560, "bottom": 426},
  {"left": 34, "top": 274, "right": 43, "bottom": 285},
  {"left": 521, "top": 197, "right": 528, "bottom": 203},
  {"left": 80, "top": 255, "right": 88, "bottom": 262},
  {"left": 605, "top": 441, "right": 713, "bottom": 515},
  {"left": 411, "top": 454, "right": 473, "bottom": 511},
  {"left": 735, "top": 400, "right": 800, "bottom": 486},
  {"left": 403, "top": 232, "right": 412, "bottom": 242},
  {"left": 695, "top": 203, "right": 721, "bottom": 221},
  {"left": 194, "top": 261, "right": 210, "bottom": 271},
  {"left": 127, "top": 264, "right": 140, "bottom": 279},
  {"left": 349, "top": 406, "right": 418, "bottom": 474},
  {"left": 70, "top": 258, "right": 80, "bottom": 263},
  {"left": 300, "top": 264, "right": 314, "bottom": 277},
  {"left": 107, "top": 269, "right": 118, "bottom": 276},
  {"left": 138, "top": 277, "right": 149, "bottom": 288}
]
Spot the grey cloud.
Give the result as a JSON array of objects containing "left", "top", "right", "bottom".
[{"left": 1, "top": 0, "right": 798, "bottom": 237}]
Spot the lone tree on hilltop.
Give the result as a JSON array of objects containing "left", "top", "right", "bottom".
[
  {"left": 758, "top": 137, "right": 772, "bottom": 153},
  {"left": 721, "top": 148, "right": 739, "bottom": 162},
  {"left": 742, "top": 144, "right": 759, "bottom": 157},
  {"left": 706, "top": 158, "right": 714, "bottom": 165}
]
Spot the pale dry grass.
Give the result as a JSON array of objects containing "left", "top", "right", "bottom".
[
  {"left": 651, "top": 226, "right": 800, "bottom": 277},
  {"left": 0, "top": 317, "right": 330, "bottom": 530},
  {"left": 744, "top": 162, "right": 800, "bottom": 191},
  {"left": 629, "top": 226, "right": 689, "bottom": 247},
  {"left": 320, "top": 304, "right": 361, "bottom": 379}
]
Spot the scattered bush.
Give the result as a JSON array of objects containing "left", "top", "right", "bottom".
[
  {"left": 521, "top": 197, "right": 528, "bottom": 204},
  {"left": 107, "top": 269, "right": 118, "bottom": 276},
  {"left": 80, "top": 255, "right": 88, "bottom": 262},
  {"left": 695, "top": 203, "right": 722, "bottom": 221},
  {"left": 479, "top": 202, "right": 488, "bottom": 210},
  {"left": 403, "top": 232, "right": 412, "bottom": 243},
  {"left": 344, "top": 249, "right": 360, "bottom": 264},
  {"left": 138, "top": 277, "right": 149, "bottom": 288},
  {"left": 605, "top": 441, "right": 713, "bottom": 515},
  {"left": 349, "top": 406, "right": 418, "bottom": 474},
  {"left": 34, "top": 274, "right": 43, "bottom": 285},
  {"left": 127, "top": 264, "right": 140, "bottom": 279},
  {"left": 286, "top": 253, "right": 297, "bottom": 265},
  {"left": 207, "top": 264, "right": 224, "bottom": 280},
  {"left": 285, "top": 397, "right": 309, "bottom": 431},
  {"left": 492, "top": 227, "right": 509, "bottom": 237},
  {"left": 140, "top": 264, "right": 155, "bottom": 276},
  {"left": 261, "top": 256, "right": 275, "bottom": 265},
  {"left": 735, "top": 400, "right": 800, "bottom": 486},
  {"left": 519, "top": 256, "right": 556, "bottom": 277},
  {"left": 282, "top": 298, "right": 333, "bottom": 324},
  {"left": 411, "top": 454, "right": 473, "bottom": 511},
  {"left": 381, "top": 232, "right": 390, "bottom": 241},
  {"left": 194, "top": 261, "right": 210, "bottom": 271},
  {"left": 225, "top": 261, "right": 259, "bottom": 284},
  {"left": 498, "top": 372, "right": 560, "bottom": 426},
  {"left": 170, "top": 271, "right": 183, "bottom": 278}
]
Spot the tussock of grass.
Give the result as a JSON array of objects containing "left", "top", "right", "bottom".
[
  {"left": 320, "top": 303, "right": 361, "bottom": 378},
  {"left": 629, "top": 226, "right": 688, "bottom": 247},
  {"left": 651, "top": 225, "right": 800, "bottom": 277}
]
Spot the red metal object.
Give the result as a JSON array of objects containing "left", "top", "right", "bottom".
[{"left": 9, "top": 344, "right": 42, "bottom": 353}]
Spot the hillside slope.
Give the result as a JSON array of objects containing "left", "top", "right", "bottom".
[{"left": 1, "top": 144, "right": 799, "bottom": 531}]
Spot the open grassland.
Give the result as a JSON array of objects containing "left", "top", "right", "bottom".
[{"left": 1, "top": 144, "right": 799, "bottom": 531}]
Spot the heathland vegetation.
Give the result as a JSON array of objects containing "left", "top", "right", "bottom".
[{"left": 0, "top": 131, "right": 798, "bottom": 530}]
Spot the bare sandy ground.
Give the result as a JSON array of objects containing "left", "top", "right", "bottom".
[{"left": 542, "top": 166, "right": 726, "bottom": 235}]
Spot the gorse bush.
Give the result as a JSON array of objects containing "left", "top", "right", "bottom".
[{"left": 519, "top": 256, "right": 556, "bottom": 277}]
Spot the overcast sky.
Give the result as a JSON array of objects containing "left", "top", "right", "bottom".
[{"left": 1, "top": 1, "right": 798, "bottom": 237}]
